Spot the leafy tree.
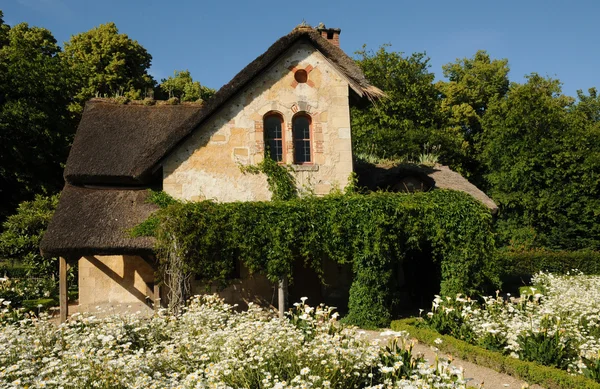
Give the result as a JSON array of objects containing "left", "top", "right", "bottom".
[
  {"left": 159, "top": 70, "right": 215, "bottom": 102},
  {"left": 438, "top": 51, "right": 510, "bottom": 137},
  {"left": 0, "top": 194, "right": 59, "bottom": 276},
  {"left": 573, "top": 87, "right": 600, "bottom": 122},
  {"left": 61, "top": 22, "right": 154, "bottom": 112},
  {"left": 0, "top": 17, "right": 74, "bottom": 221},
  {"left": 481, "top": 74, "right": 600, "bottom": 250},
  {"left": 437, "top": 51, "right": 510, "bottom": 182},
  {"left": 351, "top": 45, "right": 465, "bottom": 168}
]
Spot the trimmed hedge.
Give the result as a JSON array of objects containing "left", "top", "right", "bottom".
[
  {"left": 0, "top": 262, "right": 31, "bottom": 278},
  {"left": 498, "top": 250, "right": 600, "bottom": 291},
  {"left": 391, "top": 318, "right": 600, "bottom": 389}
]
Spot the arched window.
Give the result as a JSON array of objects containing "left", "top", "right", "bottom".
[
  {"left": 293, "top": 114, "right": 312, "bottom": 164},
  {"left": 264, "top": 113, "right": 284, "bottom": 162}
]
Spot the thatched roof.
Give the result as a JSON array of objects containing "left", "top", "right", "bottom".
[
  {"left": 64, "top": 26, "right": 383, "bottom": 185},
  {"left": 356, "top": 163, "right": 498, "bottom": 213},
  {"left": 64, "top": 101, "right": 204, "bottom": 185},
  {"left": 40, "top": 185, "right": 157, "bottom": 258}
]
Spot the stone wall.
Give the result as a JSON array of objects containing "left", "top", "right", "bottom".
[
  {"left": 192, "top": 262, "right": 275, "bottom": 309},
  {"left": 163, "top": 40, "right": 354, "bottom": 202},
  {"left": 78, "top": 255, "right": 156, "bottom": 314}
]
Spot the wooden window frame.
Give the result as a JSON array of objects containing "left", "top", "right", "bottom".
[
  {"left": 263, "top": 112, "right": 285, "bottom": 163},
  {"left": 292, "top": 112, "right": 313, "bottom": 165}
]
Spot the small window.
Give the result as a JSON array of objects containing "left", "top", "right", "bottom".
[
  {"left": 264, "top": 114, "right": 284, "bottom": 162},
  {"left": 293, "top": 114, "right": 312, "bottom": 164}
]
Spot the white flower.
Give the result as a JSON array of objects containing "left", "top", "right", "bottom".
[{"left": 300, "top": 367, "right": 310, "bottom": 375}]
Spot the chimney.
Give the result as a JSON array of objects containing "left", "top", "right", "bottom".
[{"left": 316, "top": 23, "right": 341, "bottom": 47}]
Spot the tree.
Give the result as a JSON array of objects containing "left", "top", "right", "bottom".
[
  {"left": 0, "top": 18, "right": 74, "bottom": 221},
  {"left": 351, "top": 45, "right": 464, "bottom": 166},
  {"left": 61, "top": 22, "right": 154, "bottom": 112},
  {"left": 481, "top": 74, "right": 600, "bottom": 250},
  {"left": 0, "top": 194, "right": 59, "bottom": 276},
  {"left": 159, "top": 70, "right": 215, "bottom": 102},
  {"left": 436, "top": 51, "right": 510, "bottom": 182},
  {"left": 573, "top": 87, "right": 600, "bottom": 122}
]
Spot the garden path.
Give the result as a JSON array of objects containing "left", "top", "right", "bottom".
[{"left": 364, "top": 330, "right": 544, "bottom": 389}]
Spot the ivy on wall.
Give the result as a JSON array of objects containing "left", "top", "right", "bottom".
[{"left": 133, "top": 189, "right": 498, "bottom": 328}]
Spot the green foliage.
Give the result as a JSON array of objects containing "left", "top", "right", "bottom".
[
  {"left": 135, "top": 190, "right": 497, "bottom": 327},
  {"left": 0, "top": 19, "right": 75, "bottom": 221},
  {"left": 61, "top": 22, "right": 154, "bottom": 112},
  {"left": 392, "top": 318, "right": 600, "bottom": 389},
  {"left": 420, "top": 298, "right": 476, "bottom": 343},
  {"left": 517, "top": 325, "right": 578, "bottom": 370},
  {"left": 159, "top": 69, "right": 215, "bottom": 102},
  {"left": 497, "top": 250, "right": 600, "bottom": 287},
  {"left": 481, "top": 74, "right": 600, "bottom": 250},
  {"left": 436, "top": 50, "right": 510, "bottom": 182},
  {"left": 437, "top": 50, "right": 510, "bottom": 139},
  {"left": 351, "top": 45, "right": 457, "bottom": 162},
  {"left": 0, "top": 194, "right": 59, "bottom": 276},
  {"left": 583, "top": 355, "right": 600, "bottom": 382},
  {"left": 0, "top": 277, "right": 57, "bottom": 307},
  {"left": 240, "top": 157, "right": 298, "bottom": 201}
]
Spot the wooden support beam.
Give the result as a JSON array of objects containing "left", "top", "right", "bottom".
[
  {"left": 278, "top": 277, "right": 288, "bottom": 319},
  {"left": 154, "top": 284, "right": 161, "bottom": 312},
  {"left": 59, "top": 256, "right": 68, "bottom": 323}
]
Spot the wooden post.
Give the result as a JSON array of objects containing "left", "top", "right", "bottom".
[
  {"left": 278, "top": 277, "right": 288, "bottom": 319},
  {"left": 154, "top": 284, "right": 161, "bottom": 312},
  {"left": 59, "top": 256, "right": 68, "bottom": 323}
]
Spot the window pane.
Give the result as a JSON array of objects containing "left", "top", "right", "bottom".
[
  {"left": 294, "top": 140, "right": 311, "bottom": 163},
  {"left": 293, "top": 116, "right": 310, "bottom": 140},
  {"left": 293, "top": 116, "right": 311, "bottom": 164},
  {"left": 265, "top": 116, "right": 282, "bottom": 139},
  {"left": 268, "top": 139, "right": 283, "bottom": 162}
]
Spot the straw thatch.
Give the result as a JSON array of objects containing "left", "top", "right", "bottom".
[
  {"left": 64, "top": 26, "right": 383, "bottom": 185},
  {"left": 64, "top": 101, "right": 204, "bottom": 185},
  {"left": 356, "top": 163, "right": 498, "bottom": 213},
  {"left": 40, "top": 185, "right": 157, "bottom": 258}
]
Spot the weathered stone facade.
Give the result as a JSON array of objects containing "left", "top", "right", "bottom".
[
  {"left": 163, "top": 41, "right": 354, "bottom": 201},
  {"left": 78, "top": 255, "right": 156, "bottom": 314}
]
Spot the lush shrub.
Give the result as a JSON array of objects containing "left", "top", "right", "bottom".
[
  {"left": 0, "top": 194, "right": 59, "bottom": 277},
  {"left": 392, "top": 318, "right": 600, "bottom": 389},
  {"left": 499, "top": 249, "right": 600, "bottom": 278},
  {"left": 0, "top": 277, "right": 57, "bottom": 306},
  {"left": 0, "top": 296, "right": 469, "bottom": 388},
  {"left": 419, "top": 272, "right": 600, "bottom": 379},
  {"left": 133, "top": 190, "right": 498, "bottom": 328}
]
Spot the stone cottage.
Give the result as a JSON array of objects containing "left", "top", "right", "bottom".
[{"left": 40, "top": 24, "right": 496, "bottom": 321}]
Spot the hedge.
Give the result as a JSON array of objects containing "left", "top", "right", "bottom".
[
  {"left": 391, "top": 318, "right": 600, "bottom": 389},
  {"left": 498, "top": 250, "right": 600, "bottom": 290}
]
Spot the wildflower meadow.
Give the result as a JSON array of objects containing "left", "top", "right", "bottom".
[{"left": 0, "top": 295, "right": 467, "bottom": 388}]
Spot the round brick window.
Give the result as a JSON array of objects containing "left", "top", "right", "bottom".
[{"left": 294, "top": 69, "right": 308, "bottom": 83}]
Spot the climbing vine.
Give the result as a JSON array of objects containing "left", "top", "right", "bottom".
[
  {"left": 239, "top": 157, "right": 297, "bottom": 201},
  {"left": 133, "top": 190, "right": 498, "bottom": 327}
]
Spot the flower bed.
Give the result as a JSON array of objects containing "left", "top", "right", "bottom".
[
  {"left": 420, "top": 272, "right": 600, "bottom": 381},
  {"left": 0, "top": 296, "right": 468, "bottom": 388}
]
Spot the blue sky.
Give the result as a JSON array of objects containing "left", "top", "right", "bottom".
[{"left": 3, "top": 0, "right": 599, "bottom": 98}]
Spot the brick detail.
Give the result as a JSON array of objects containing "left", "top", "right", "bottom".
[
  {"left": 254, "top": 121, "right": 263, "bottom": 131},
  {"left": 286, "top": 141, "right": 294, "bottom": 151},
  {"left": 315, "top": 141, "right": 324, "bottom": 153}
]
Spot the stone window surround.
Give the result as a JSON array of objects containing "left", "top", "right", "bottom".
[
  {"left": 263, "top": 110, "right": 316, "bottom": 167},
  {"left": 292, "top": 112, "right": 313, "bottom": 165},
  {"left": 263, "top": 111, "right": 286, "bottom": 162}
]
